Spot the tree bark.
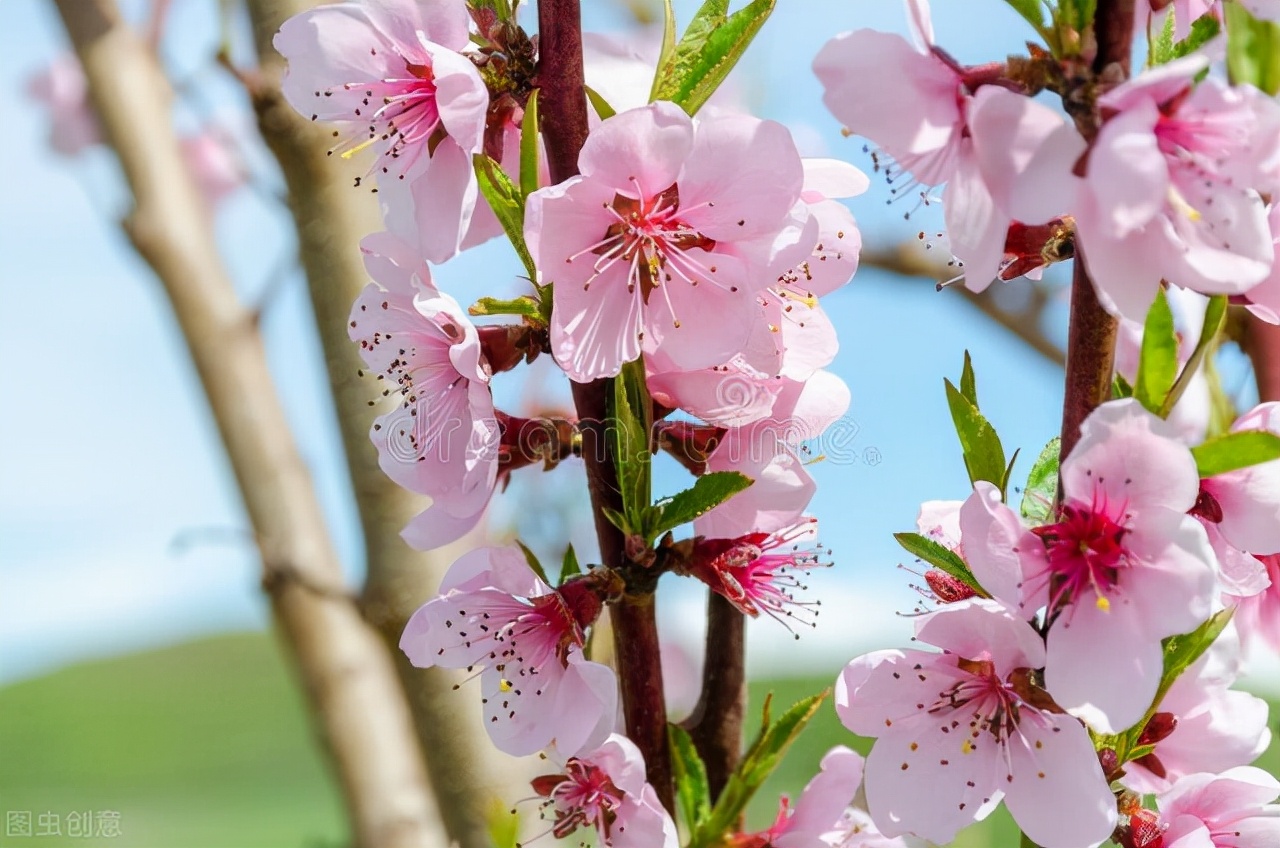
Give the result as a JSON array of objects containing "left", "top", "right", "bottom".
[
  {"left": 53, "top": 2, "right": 447, "bottom": 845},
  {"left": 239, "top": 2, "right": 528, "bottom": 845}
]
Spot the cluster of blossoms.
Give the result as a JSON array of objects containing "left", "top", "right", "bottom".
[{"left": 272, "top": 0, "right": 1280, "bottom": 845}]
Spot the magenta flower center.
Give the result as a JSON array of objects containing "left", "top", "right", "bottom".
[
  {"left": 320, "top": 56, "right": 443, "bottom": 175},
  {"left": 931, "top": 658, "right": 1029, "bottom": 745},
  {"left": 539, "top": 759, "right": 625, "bottom": 841},
  {"left": 698, "top": 526, "right": 827, "bottom": 632},
  {"left": 569, "top": 184, "right": 722, "bottom": 326},
  {"left": 1032, "top": 501, "right": 1129, "bottom": 611}
]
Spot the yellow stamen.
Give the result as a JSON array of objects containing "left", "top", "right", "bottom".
[
  {"left": 1096, "top": 595, "right": 1111, "bottom": 613},
  {"left": 962, "top": 739, "right": 975, "bottom": 754},
  {"left": 340, "top": 135, "right": 379, "bottom": 160},
  {"left": 499, "top": 678, "right": 513, "bottom": 692}
]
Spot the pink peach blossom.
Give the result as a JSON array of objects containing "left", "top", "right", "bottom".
[
  {"left": 400, "top": 546, "right": 618, "bottom": 757},
  {"left": 531, "top": 733, "right": 677, "bottom": 848},
  {"left": 1159, "top": 767, "right": 1280, "bottom": 848},
  {"left": 837, "top": 600, "right": 1117, "bottom": 848},
  {"left": 274, "top": 0, "right": 490, "bottom": 262},
  {"left": 348, "top": 248, "right": 499, "bottom": 550},
  {"left": 1199, "top": 403, "right": 1280, "bottom": 555},
  {"left": 525, "top": 101, "right": 805, "bottom": 381},
  {"left": 1228, "top": 553, "right": 1280, "bottom": 655}
]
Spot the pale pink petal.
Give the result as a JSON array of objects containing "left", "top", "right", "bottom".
[
  {"left": 1089, "top": 100, "right": 1169, "bottom": 236},
  {"left": 917, "top": 500, "right": 963, "bottom": 549},
  {"left": 1074, "top": 210, "right": 1166, "bottom": 320},
  {"left": 835, "top": 649, "right": 968, "bottom": 738},
  {"left": 275, "top": 5, "right": 400, "bottom": 120},
  {"left": 428, "top": 41, "right": 489, "bottom": 152},
  {"left": 813, "top": 30, "right": 962, "bottom": 187},
  {"left": 695, "top": 427, "right": 816, "bottom": 539},
  {"left": 862, "top": 718, "right": 1003, "bottom": 843},
  {"left": 400, "top": 137, "right": 479, "bottom": 263},
  {"left": 801, "top": 157, "right": 870, "bottom": 200},
  {"left": 547, "top": 655, "right": 619, "bottom": 757},
  {"left": 1204, "top": 403, "right": 1280, "bottom": 555},
  {"left": 678, "top": 115, "right": 804, "bottom": 241},
  {"left": 1003, "top": 713, "right": 1118, "bottom": 848},
  {"left": 770, "top": 370, "right": 851, "bottom": 442},
  {"left": 774, "top": 746, "right": 864, "bottom": 848},
  {"left": 959, "top": 482, "right": 1048, "bottom": 613},
  {"left": 914, "top": 599, "right": 1046, "bottom": 671},
  {"left": 615, "top": 786, "right": 679, "bottom": 848},
  {"left": 577, "top": 101, "right": 694, "bottom": 196},
  {"left": 644, "top": 253, "right": 760, "bottom": 371},
  {"left": 1045, "top": 600, "right": 1165, "bottom": 733},
  {"left": 947, "top": 149, "right": 1008, "bottom": 293}
]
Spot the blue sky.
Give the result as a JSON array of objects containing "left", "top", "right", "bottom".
[{"left": 0, "top": 0, "right": 1080, "bottom": 683}]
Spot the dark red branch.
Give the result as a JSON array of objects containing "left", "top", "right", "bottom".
[
  {"left": 536, "top": 0, "right": 674, "bottom": 811},
  {"left": 1246, "top": 316, "right": 1280, "bottom": 403},
  {"left": 682, "top": 591, "right": 747, "bottom": 799},
  {"left": 1059, "top": 0, "right": 1134, "bottom": 460}
]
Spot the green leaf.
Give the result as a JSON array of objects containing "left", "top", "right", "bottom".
[
  {"left": 1118, "top": 610, "right": 1235, "bottom": 755},
  {"left": 1172, "top": 14, "right": 1222, "bottom": 60},
  {"left": 668, "top": 724, "right": 711, "bottom": 835},
  {"left": 893, "top": 532, "right": 984, "bottom": 596},
  {"left": 652, "top": 0, "right": 678, "bottom": 99},
  {"left": 960, "top": 349, "right": 978, "bottom": 407},
  {"left": 468, "top": 295, "right": 542, "bottom": 319},
  {"left": 602, "top": 506, "right": 632, "bottom": 535},
  {"left": 1112, "top": 373, "right": 1134, "bottom": 399},
  {"left": 584, "top": 84, "right": 617, "bottom": 121},
  {"left": 1000, "top": 448, "right": 1021, "bottom": 504},
  {"left": 609, "top": 359, "right": 653, "bottom": 530},
  {"left": 692, "top": 692, "right": 828, "bottom": 848},
  {"left": 514, "top": 540, "right": 550, "bottom": 586},
  {"left": 944, "top": 378, "right": 1008, "bottom": 495},
  {"left": 650, "top": 0, "right": 775, "bottom": 115},
  {"left": 649, "top": 472, "right": 754, "bottom": 540},
  {"left": 1150, "top": 7, "right": 1177, "bottom": 65},
  {"left": 559, "top": 544, "right": 582, "bottom": 584},
  {"left": 1192, "top": 430, "right": 1280, "bottom": 477},
  {"left": 519, "top": 88, "right": 540, "bottom": 200},
  {"left": 1134, "top": 287, "right": 1178, "bottom": 415},
  {"left": 1227, "top": 0, "right": 1280, "bottom": 94},
  {"left": 1020, "top": 437, "right": 1060, "bottom": 526},
  {"left": 1161, "top": 294, "right": 1227, "bottom": 418},
  {"left": 486, "top": 798, "right": 520, "bottom": 848},
  {"left": 1004, "top": 0, "right": 1046, "bottom": 31},
  {"left": 473, "top": 154, "right": 537, "bottom": 278}
]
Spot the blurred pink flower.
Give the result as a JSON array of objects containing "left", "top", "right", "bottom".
[{"left": 1159, "top": 767, "right": 1280, "bottom": 848}]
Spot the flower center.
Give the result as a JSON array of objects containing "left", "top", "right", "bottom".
[
  {"left": 934, "top": 658, "right": 1025, "bottom": 745},
  {"left": 568, "top": 183, "right": 721, "bottom": 328},
  {"left": 321, "top": 55, "right": 444, "bottom": 177},
  {"left": 533, "top": 760, "right": 625, "bottom": 841},
  {"left": 1032, "top": 502, "right": 1129, "bottom": 612}
]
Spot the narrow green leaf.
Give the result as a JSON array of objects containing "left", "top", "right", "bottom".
[
  {"left": 559, "top": 544, "right": 582, "bottom": 584},
  {"left": 472, "top": 154, "right": 537, "bottom": 278},
  {"left": 468, "top": 295, "right": 541, "bottom": 319},
  {"left": 1192, "top": 430, "right": 1280, "bottom": 477},
  {"left": 944, "top": 378, "right": 1008, "bottom": 494},
  {"left": 584, "top": 84, "right": 617, "bottom": 121},
  {"left": 486, "top": 799, "right": 520, "bottom": 848},
  {"left": 893, "top": 532, "right": 984, "bottom": 596},
  {"left": 668, "top": 724, "right": 712, "bottom": 835},
  {"left": 514, "top": 540, "right": 550, "bottom": 586},
  {"left": 1122, "top": 610, "right": 1234, "bottom": 748},
  {"left": 1150, "top": 8, "right": 1176, "bottom": 65},
  {"left": 1134, "top": 287, "right": 1178, "bottom": 415},
  {"left": 1020, "top": 437, "right": 1060, "bottom": 526},
  {"left": 960, "top": 350, "right": 978, "bottom": 407},
  {"left": 650, "top": 472, "right": 754, "bottom": 540},
  {"left": 609, "top": 359, "right": 653, "bottom": 529},
  {"left": 602, "top": 506, "right": 632, "bottom": 535},
  {"left": 650, "top": 0, "right": 774, "bottom": 115},
  {"left": 519, "top": 88, "right": 540, "bottom": 200},
  {"left": 650, "top": 0, "right": 679, "bottom": 102},
  {"left": 1004, "top": 0, "right": 1046, "bottom": 31},
  {"left": 1161, "top": 295, "right": 1227, "bottom": 418},
  {"left": 1113, "top": 372, "right": 1135, "bottom": 399},
  {"left": 693, "top": 692, "right": 828, "bottom": 847},
  {"left": 1172, "top": 14, "right": 1221, "bottom": 60},
  {"left": 1227, "top": 0, "right": 1280, "bottom": 94},
  {"left": 1000, "top": 448, "right": 1021, "bottom": 503}
]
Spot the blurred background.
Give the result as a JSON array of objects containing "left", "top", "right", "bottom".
[{"left": 2, "top": 1, "right": 1276, "bottom": 846}]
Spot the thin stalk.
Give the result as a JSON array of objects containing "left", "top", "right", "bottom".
[
  {"left": 537, "top": 0, "right": 674, "bottom": 811},
  {"left": 683, "top": 591, "right": 746, "bottom": 800}
]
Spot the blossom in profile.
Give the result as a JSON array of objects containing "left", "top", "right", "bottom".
[
  {"left": 400, "top": 546, "right": 618, "bottom": 757},
  {"left": 529, "top": 733, "right": 677, "bottom": 848},
  {"left": 837, "top": 600, "right": 1117, "bottom": 848},
  {"left": 348, "top": 246, "right": 499, "bottom": 550}
]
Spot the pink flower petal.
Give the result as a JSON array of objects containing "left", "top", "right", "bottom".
[{"left": 578, "top": 101, "right": 694, "bottom": 197}]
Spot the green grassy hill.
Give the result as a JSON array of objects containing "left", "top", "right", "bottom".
[{"left": 0, "top": 632, "right": 1275, "bottom": 847}]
